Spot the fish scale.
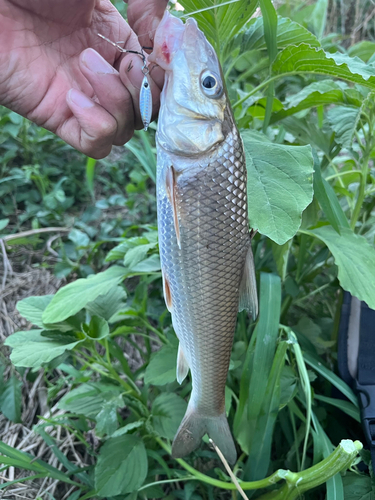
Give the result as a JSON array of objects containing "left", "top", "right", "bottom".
[{"left": 158, "top": 125, "right": 249, "bottom": 416}]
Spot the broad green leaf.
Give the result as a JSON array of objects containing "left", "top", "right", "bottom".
[
  {"left": 144, "top": 344, "right": 177, "bottom": 386},
  {"left": 179, "top": 0, "right": 258, "bottom": 56},
  {"left": 111, "top": 421, "right": 144, "bottom": 437},
  {"left": 0, "top": 375, "right": 22, "bottom": 422},
  {"left": 17, "top": 295, "right": 53, "bottom": 328},
  {"left": 4, "top": 330, "right": 84, "bottom": 369},
  {"left": 151, "top": 393, "right": 187, "bottom": 440},
  {"left": 243, "top": 132, "right": 314, "bottom": 245},
  {"left": 86, "top": 285, "right": 127, "bottom": 321},
  {"left": 271, "top": 81, "right": 362, "bottom": 123},
  {"left": 348, "top": 41, "right": 375, "bottom": 63},
  {"left": 95, "top": 397, "right": 123, "bottom": 437},
  {"left": 43, "top": 266, "right": 125, "bottom": 323},
  {"left": 129, "top": 254, "right": 161, "bottom": 273},
  {"left": 95, "top": 434, "right": 147, "bottom": 496},
  {"left": 307, "top": 0, "right": 328, "bottom": 39},
  {"left": 58, "top": 383, "right": 122, "bottom": 418},
  {"left": 282, "top": 115, "right": 333, "bottom": 155},
  {"left": 343, "top": 473, "right": 375, "bottom": 500},
  {"left": 327, "top": 106, "right": 361, "bottom": 147},
  {"left": 313, "top": 154, "right": 349, "bottom": 233},
  {"left": 0, "top": 218, "right": 9, "bottom": 231},
  {"left": 124, "top": 243, "right": 157, "bottom": 269},
  {"left": 238, "top": 16, "right": 320, "bottom": 54},
  {"left": 83, "top": 316, "right": 110, "bottom": 340},
  {"left": 272, "top": 44, "right": 375, "bottom": 90},
  {"left": 307, "top": 226, "right": 375, "bottom": 309}
]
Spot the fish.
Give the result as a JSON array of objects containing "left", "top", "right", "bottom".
[{"left": 149, "top": 11, "right": 258, "bottom": 465}]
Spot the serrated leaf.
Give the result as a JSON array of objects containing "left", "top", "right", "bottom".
[
  {"left": 327, "top": 106, "right": 361, "bottom": 147},
  {"left": 17, "top": 295, "right": 53, "bottom": 328},
  {"left": 124, "top": 243, "right": 157, "bottom": 268},
  {"left": 238, "top": 16, "right": 320, "bottom": 54},
  {"left": 86, "top": 285, "right": 127, "bottom": 321},
  {"left": 96, "top": 397, "right": 123, "bottom": 437},
  {"left": 243, "top": 132, "right": 314, "bottom": 244},
  {"left": 272, "top": 44, "right": 375, "bottom": 90},
  {"left": 130, "top": 254, "right": 161, "bottom": 273},
  {"left": 308, "top": 226, "right": 375, "bottom": 309},
  {"left": 4, "top": 330, "right": 84, "bottom": 369},
  {"left": 272, "top": 81, "right": 362, "bottom": 123},
  {"left": 179, "top": 0, "right": 258, "bottom": 56},
  {"left": 111, "top": 421, "right": 144, "bottom": 437},
  {"left": 95, "top": 434, "right": 147, "bottom": 496},
  {"left": 0, "top": 375, "right": 22, "bottom": 422},
  {"left": 43, "top": 266, "right": 125, "bottom": 323},
  {"left": 58, "top": 383, "right": 122, "bottom": 419},
  {"left": 151, "top": 393, "right": 187, "bottom": 440},
  {"left": 144, "top": 344, "right": 177, "bottom": 386}
]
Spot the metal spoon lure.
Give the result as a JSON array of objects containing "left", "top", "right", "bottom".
[{"left": 97, "top": 34, "right": 152, "bottom": 131}]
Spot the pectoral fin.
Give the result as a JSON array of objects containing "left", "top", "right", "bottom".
[
  {"left": 239, "top": 244, "right": 258, "bottom": 320},
  {"left": 176, "top": 344, "right": 189, "bottom": 384},
  {"left": 166, "top": 165, "right": 181, "bottom": 248},
  {"left": 162, "top": 270, "right": 173, "bottom": 312}
]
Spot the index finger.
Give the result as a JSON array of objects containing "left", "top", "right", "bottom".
[{"left": 126, "top": 0, "right": 168, "bottom": 49}]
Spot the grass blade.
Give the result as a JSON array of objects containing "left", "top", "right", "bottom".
[{"left": 303, "top": 352, "right": 358, "bottom": 407}]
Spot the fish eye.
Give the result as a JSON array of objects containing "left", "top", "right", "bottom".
[{"left": 200, "top": 71, "right": 223, "bottom": 98}]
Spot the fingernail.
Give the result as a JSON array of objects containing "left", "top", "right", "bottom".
[
  {"left": 82, "top": 48, "right": 116, "bottom": 74},
  {"left": 67, "top": 88, "right": 95, "bottom": 109}
]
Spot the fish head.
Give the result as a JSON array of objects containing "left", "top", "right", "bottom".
[{"left": 149, "top": 12, "right": 229, "bottom": 155}]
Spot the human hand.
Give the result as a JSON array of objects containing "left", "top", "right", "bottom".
[{"left": 0, "top": 0, "right": 166, "bottom": 158}]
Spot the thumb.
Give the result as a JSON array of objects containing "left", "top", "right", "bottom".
[{"left": 126, "top": 0, "right": 168, "bottom": 50}]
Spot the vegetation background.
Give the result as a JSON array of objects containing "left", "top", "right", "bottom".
[{"left": 1, "top": 0, "right": 375, "bottom": 499}]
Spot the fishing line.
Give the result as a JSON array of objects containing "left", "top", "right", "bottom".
[
  {"left": 132, "top": 0, "right": 241, "bottom": 40},
  {"left": 97, "top": 33, "right": 153, "bottom": 131}
]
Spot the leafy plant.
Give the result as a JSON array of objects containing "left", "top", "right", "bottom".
[{"left": 1, "top": 0, "right": 375, "bottom": 499}]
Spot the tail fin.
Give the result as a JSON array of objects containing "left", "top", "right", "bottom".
[{"left": 171, "top": 405, "right": 237, "bottom": 464}]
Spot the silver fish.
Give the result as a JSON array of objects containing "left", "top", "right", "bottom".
[{"left": 149, "top": 12, "right": 258, "bottom": 464}]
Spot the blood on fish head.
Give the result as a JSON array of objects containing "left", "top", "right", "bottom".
[
  {"left": 148, "top": 12, "right": 185, "bottom": 69},
  {"left": 151, "top": 12, "right": 229, "bottom": 156}
]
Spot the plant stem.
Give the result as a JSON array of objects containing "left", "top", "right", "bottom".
[
  {"left": 155, "top": 438, "right": 293, "bottom": 491},
  {"left": 154, "top": 438, "right": 362, "bottom": 497},
  {"left": 256, "top": 440, "right": 362, "bottom": 500},
  {"left": 350, "top": 152, "right": 370, "bottom": 230}
]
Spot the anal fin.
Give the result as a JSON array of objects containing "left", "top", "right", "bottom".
[
  {"left": 166, "top": 165, "right": 181, "bottom": 248},
  {"left": 239, "top": 244, "right": 258, "bottom": 320},
  {"left": 176, "top": 343, "right": 189, "bottom": 384}
]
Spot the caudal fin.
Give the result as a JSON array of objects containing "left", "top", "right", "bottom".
[{"left": 171, "top": 405, "right": 237, "bottom": 464}]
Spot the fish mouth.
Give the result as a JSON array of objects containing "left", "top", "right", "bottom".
[{"left": 149, "top": 12, "right": 199, "bottom": 69}]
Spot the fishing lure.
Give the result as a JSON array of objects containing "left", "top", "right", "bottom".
[{"left": 97, "top": 34, "right": 152, "bottom": 131}]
